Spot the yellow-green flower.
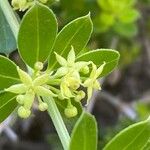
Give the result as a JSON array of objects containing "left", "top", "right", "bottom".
[
  {"left": 5, "top": 66, "right": 56, "bottom": 118},
  {"left": 54, "top": 46, "right": 90, "bottom": 78},
  {"left": 83, "top": 62, "right": 106, "bottom": 104}
]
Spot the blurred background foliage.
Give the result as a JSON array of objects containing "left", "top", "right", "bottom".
[{"left": 0, "top": 0, "right": 150, "bottom": 149}]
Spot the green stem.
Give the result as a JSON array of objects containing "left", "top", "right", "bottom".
[
  {"left": 0, "top": 0, "right": 19, "bottom": 40},
  {"left": 43, "top": 96, "right": 70, "bottom": 150}
]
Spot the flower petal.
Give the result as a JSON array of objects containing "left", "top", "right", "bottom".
[
  {"left": 54, "top": 52, "right": 67, "bottom": 66},
  {"left": 96, "top": 62, "right": 106, "bottom": 78},
  {"left": 17, "top": 67, "right": 32, "bottom": 85},
  {"left": 5, "top": 84, "right": 27, "bottom": 94},
  {"left": 86, "top": 87, "right": 93, "bottom": 105},
  {"left": 35, "top": 86, "right": 57, "bottom": 97},
  {"left": 33, "top": 73, "right": 49, "bottom": 86},
  {"left": 67, "top": 46, "right": 75, "bottom": 65}
]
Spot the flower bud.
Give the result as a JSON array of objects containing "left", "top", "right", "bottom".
[
  {"left": 5, "top": 84, "right": 27, "bottom": 94},
  {"left": 18, "top": 106, "right": 31, "bottom": 118},
  {"left": 16, "top": 95, "right": 25, "bottom": 104},
  {"left": 64, "top": 106, "right": 78, "bottom": 118},
  {"left": 34, "top": 62, "right": 43, "bottom": 71},
  {"left": 38, "top": 102, "right": 48, "bottom": 111}
]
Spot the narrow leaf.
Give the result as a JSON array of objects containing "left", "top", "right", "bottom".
[
  {"left": 104, "top": 117, "right": 150, "bottom": 150},
  {"left": 0, "top": 8, "right": 16, "bottom": 54},
  {"left": 77, "top": 49, "right": 120, "bottom": 77},
  {"left": 69, "top": 112, "right": 97, "bottom": 150},
  {"left": 48, "top": 14, "right": 93, "bottom": 70},
  {"left": 18, "top": 2, "right": 57, "bottom": 68},
  {"left": 0, "top": 92, "right": 17, "bottom": 123},
  {"left": 0, "top": 55, "right": 19, "bottom": 90}
]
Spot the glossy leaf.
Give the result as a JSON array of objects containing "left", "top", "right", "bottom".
[
  {"left": 48, "top": 14, "right": 93, "bottom": 70},
  {"left": 104, "top": 117, "right": 150, "bottom": 150},
  {"left": 69, "top": 112, "right": 97, "bottom": 150},
  {"left": 77, "top": 49, "right": 120, "bottom": 77},
  {"left": 0, "top": 8, "right": 16, "bottom": 54},
  {"left": 18, "top": 2, "right": 57, "bottom": 68},
  {"left": 0, "top": 56, "right": 20, "bottom": 90},
  {"left": 0, "top": 92, "right": 17, "bottom": 123},
  {"left": 55, "top": 98, "right": 83, "bottom": 133}
]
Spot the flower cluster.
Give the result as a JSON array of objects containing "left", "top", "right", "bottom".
[
  {"left": 11, "top": 0, "right": 48, "bottom": 11},
  {"left": 5, "top": 47, "right": 105, "bottom": 118}
]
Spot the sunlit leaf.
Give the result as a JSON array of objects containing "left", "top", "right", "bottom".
[
  {"left": 0, "top": 56, "right": 19, "bottom": 90},
  {"left": 104, "top": 117, "right": 150, "bottom": 150},
  {"left": 48, "top": 14, "right": 93, "bottom": 70},
  {"left": 69, "top": 112, "right": 97, "bottom": 150},
  {"left": 18, "top": 2, "right": 57, "bottom": 68},
  {"left": 0, "top": 92, "right": 17, "bottom": 123},
  {"left": 77, "top": 49, "right": 120, "bottom": 77}
]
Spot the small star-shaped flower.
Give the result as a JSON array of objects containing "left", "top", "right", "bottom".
[{"left": 83, "top": 62, "right": 106, "bottom": 104}]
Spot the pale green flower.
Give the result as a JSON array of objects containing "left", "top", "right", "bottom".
[
  {"left": 83, "top": 62, "right": 106, "bottom": 104},
  {"left": 5, "top": 66, "right": 56, "bottom": 118},
  {"left": 54, "top": 47, "right": 90, "bottom": 100},
  {"left": 54, "top": 46, "right": 90, "bottom": 77},
  {"left": 11, "top": 0, "right": 34, "bottom": 11}
]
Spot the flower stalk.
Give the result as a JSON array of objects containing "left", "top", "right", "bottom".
[{"left": 43, "top": 96, "right": 70, "bottom": 150}]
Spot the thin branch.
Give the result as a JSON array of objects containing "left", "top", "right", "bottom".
[{"left": 43, "top": 96, "right": 70, "bottom": 150}]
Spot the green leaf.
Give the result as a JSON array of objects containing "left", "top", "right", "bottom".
[
  {"left": 0, "top": 92, "right": 17, "bottom": 123},
  {"left": 142, "top": 138, "right": 150, "bottom": 150},
  {"left": 119, "top": 9, "right": 140, "bottom": 24},
  {"left": 0, "top": 55, "right": 19, "bottom": 90},
  {"left": 18, "top": 2, "right": 57, "bottom": 68},
  {"left": 69, "top": 112, "right": 97, "bottom": 150},
  {"left": 103, "top": 117, "right": 150, "bottom": 150},
  {"left": 55, "top": 98, "right": 83, "bottom": 133},
  {"left": 0, "top": 8, "right": 16, "bottom": 54},
  {"left": 77, "top": 49, "right": 120, "bottom": 77},
  {"left": 48, "top": 14, "right": 93, "bottom": 70}
]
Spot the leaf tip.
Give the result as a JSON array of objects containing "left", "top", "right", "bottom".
[{"left": 84, "top": 12, "right": 92, "bottom": 21}]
